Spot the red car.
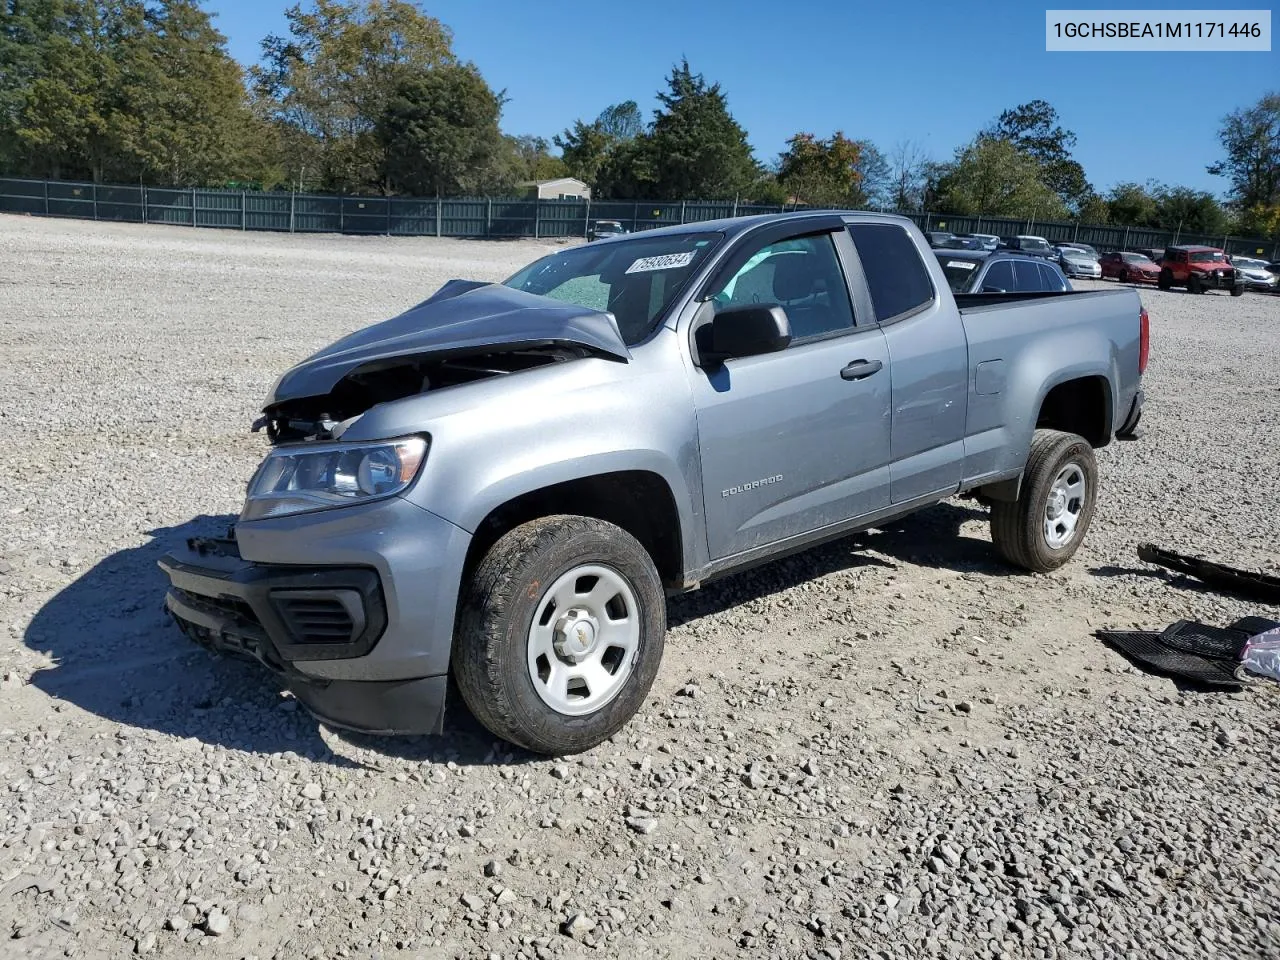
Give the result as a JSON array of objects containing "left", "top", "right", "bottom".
[
  {"left": 1157, "top": 245, "right": 1244, "bottom": 295},
  {"left": 1099, "top": 251, "right": 1161, "bottom": 285}
]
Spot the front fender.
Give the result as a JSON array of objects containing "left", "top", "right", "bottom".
[
  {"left": 352, "top": 331, "right": 709, "bottom": 578},
  {"left": 439, "top": 447, "right": 700, "bottom": 566}
]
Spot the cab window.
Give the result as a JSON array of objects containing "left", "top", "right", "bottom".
[
  {"left": 710, "top": 233, "right": 855, "bottom": 340},
  {"left": 846, "top": 223, "right": 935, "bottom": 321}
]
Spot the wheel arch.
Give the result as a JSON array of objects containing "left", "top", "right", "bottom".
[
  {"left": 1034, "top": 373, "right": 1115, "bottom": 449},
  {"left": 461, "top": 468, "right": 688, "bottom": 590}
]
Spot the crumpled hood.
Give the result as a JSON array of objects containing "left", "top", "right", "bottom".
[{"left": 265, "top": 280, "right": 631, "bottom": 408}]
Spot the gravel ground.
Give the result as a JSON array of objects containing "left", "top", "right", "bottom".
[{"left": 1, "top": 214, "right": 1278, "bottom": 960}]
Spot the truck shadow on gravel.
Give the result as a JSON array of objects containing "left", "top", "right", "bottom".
[
  {"left": 22, "top": 515, "right": 502, "bottom": 769},
  {"left": 668, "top": 500, "right": 1003, "bottom": 626},
  {"left": 24, "top": 502, "right": 1000, "bottom": 765}
]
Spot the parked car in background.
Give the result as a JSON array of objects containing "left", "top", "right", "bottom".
[
  {"left": 588, "top": 219, "right": 628, "bottom": 241},
  {"left": 1000, "top": 235, "right": 1057, "bottom": 259},
  {"left": 1158, "top": 245, "right": 1244, "bottom": 295},
  {"left": 934, "top": 250, "right": 1073, "bottom": 294},
  {"left": 1229, "top": 255, "right": 1279, "bottom": 292},
  {"left": 1057, "top": 242, "right": 1101, "bottom": 260},
  {"left": 957, "top": 233, "right": 1001, "bottom": 251},
  {"left": 1100, "top": 251, "right": 1162, "bottom": 285},
  {"left": 1055, "top": 245, "right": 1102, "bottom": 279},
  {"left": 923, "top": 230, "right": 959, "bottom": 248}
]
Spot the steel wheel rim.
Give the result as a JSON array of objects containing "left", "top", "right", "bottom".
[
  {"left": 1043, "top": 463, "right": 1087, "bottom": 550},
  {"left": 526, "top": 564, "right": 641, "bottom": 716}
]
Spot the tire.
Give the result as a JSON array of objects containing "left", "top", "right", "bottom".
[
  {"left": 1118, "top": 269, "right": 1128, "bottom": 284},
  {"left": 453, "top": 515, "right": 666, "bottom": 755},
  {"left": 1187, "top": 274, "right": 1202, "bottom": 294},
  {"left": 990, "top": 429, "right": 1099, "bottom": 574},
  {"left": 1158, "top": 269, "right": 1172, "bottom": 291},
  {"left": 1231, "top": 283, "right": 1244, "bottom": 297}
]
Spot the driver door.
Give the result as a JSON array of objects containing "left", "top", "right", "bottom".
[{"left": 690, "top": 227, "right": 893, "bottom": 560}]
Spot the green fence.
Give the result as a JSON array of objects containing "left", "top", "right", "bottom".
[{"left": 1, "top": 176, "right": 1276, "bottom": 259}]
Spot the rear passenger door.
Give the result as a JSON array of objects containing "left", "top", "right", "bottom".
[
  {"left": 847, "top": 222, "right": 969, "bottom": 504},
  {"left": 981, "top": 259, "right": 1016, "bottom": 292},
  {"left": 1013, "top": 260, "right": 1043, "bottom": 291},
  {"left": 1036, "top": 262, "right": 1069, "bottom": 291}
]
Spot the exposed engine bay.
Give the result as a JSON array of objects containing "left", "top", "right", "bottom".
[{"left": 255, "top": 345, "right": 591, "bottom": 444}]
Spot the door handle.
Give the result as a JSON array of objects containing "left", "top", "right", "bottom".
[{"left": 840, "top": 359, "right": 883, "bottom": 381}]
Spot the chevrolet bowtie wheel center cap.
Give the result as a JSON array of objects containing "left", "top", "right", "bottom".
[{"left": 554, "top": 609, "right": 599, "bottom": 661}]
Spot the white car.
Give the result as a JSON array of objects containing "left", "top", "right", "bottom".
[
  {"left": 1055, "top": 245, "right": 1102, "bottom": 280},
  {"left": 1229, "top": 256, "right": 1279, "bottom": 292}
]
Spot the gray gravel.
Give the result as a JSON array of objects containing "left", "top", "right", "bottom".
[{"left": 1, "top": 213, "right": 1278, "bottom": 959}]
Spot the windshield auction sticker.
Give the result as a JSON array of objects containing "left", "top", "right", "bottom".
[
  {"left": 1046, "top": 9, "right": 1271, "bottom": 50},
  {"left": 626, "top": 252, "right": 696, "bottom": 273}
]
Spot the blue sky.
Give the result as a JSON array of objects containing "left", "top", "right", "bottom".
[{"left": 210, "top": 0, "right": 1278, "bottom": 197}]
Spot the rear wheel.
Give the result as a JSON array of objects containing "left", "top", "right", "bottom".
[
  {"left": 990, "top": 430, "right": 1098, "bottom": 574},
  {"left": 453, "top": 515, "right": 666, "bottom": 755}
]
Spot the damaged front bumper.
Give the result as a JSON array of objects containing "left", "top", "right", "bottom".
[
  {"left": 1196, "top": 269, "right": 1240, "bottom": 290},
  {"left": 157, "top": 497, "right": 473, "bottom": 735}
]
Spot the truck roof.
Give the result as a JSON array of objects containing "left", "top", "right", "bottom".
[{"left": 627, "top": 209, "right": 920, "bottom": 241}]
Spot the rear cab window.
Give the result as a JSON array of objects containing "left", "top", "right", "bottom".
[{"left": 846, "top": 222, "right": 935, "bottom": 322}]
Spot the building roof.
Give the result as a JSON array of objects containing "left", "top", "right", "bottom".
[{"left": 519, "top": 177, "right": 589, "bottom": 188}]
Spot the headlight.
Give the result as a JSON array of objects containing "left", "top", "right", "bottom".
[{"left": 242, "top": 436, "right": 428, "bottom": 521}]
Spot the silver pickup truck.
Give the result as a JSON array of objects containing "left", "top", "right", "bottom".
[{"left": 159, "top": 212, "right": 1148, "bottom": 755}]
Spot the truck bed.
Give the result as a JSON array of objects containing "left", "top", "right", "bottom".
[
  {"left": 955, "top": 289, "right": 1097, "bottom": 310},
  {"left": 954, "top": 286, "right": 1145, "bottom": 484}
]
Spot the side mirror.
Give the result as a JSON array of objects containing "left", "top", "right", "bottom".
[{"left": 698, "top": 303, "right": 792, "bottom": 364}]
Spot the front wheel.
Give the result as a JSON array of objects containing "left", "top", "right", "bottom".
[
  {"left": 1231, "top": 283, "right": 1245, "bottom": 297},
  {"left": 1118, "top": 269, "right": 1129, "bottom": 284},
  {"left": 453, "top": 515, "right": 666, "bottom": 755},
  {"left": 1187, "top": 274, "right": 1202, "bottom": 294},
  {"left": 1158, "top": 269, "right": 1172, "bottom": 291},
  {"left": 990, "top": 430, "right": 1099, "bottom": 574}
]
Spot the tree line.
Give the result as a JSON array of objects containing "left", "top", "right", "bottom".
[{"left": 2, "top": 1, "right": 1277, "bottom": 238}]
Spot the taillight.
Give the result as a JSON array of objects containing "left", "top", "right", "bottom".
[{"left": 1138, "top": 306, "right": 1150, "bottom": 374}]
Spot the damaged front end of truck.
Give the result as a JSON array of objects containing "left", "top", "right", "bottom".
[
  {"left": 253, "top": 278, "right": 632, "bottom": 445},
  {"left": 155, "top": 278, "right": 634, "bottom": 733}
]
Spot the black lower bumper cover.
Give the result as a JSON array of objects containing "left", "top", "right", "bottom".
[
  {"left": 1116, "top": 389, "right": 1144, "bottom": 440},
  {"left": 289, "top": 674, "right": 448, "bottom": 737},
  {"left": 157, "top": 536, "right": 446, "bottom": 736}
]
